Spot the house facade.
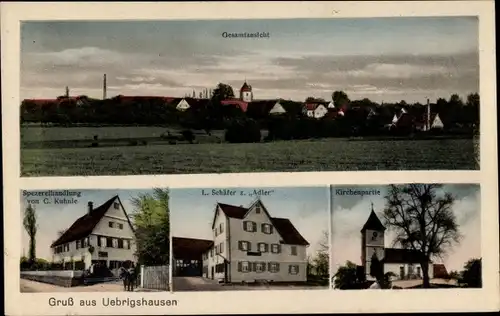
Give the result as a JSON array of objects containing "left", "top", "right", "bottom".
[
  {"left": 196, "top": 200, "right": 309, "bottom": 283},
  {"left": 361, "top": 206, "right": 434, "bottom": 281},
  {"left": 269, "top": 101, "right": 287, "bottom": 115},
  {"left": 176, "top": 98, "right": 191, "bottom": 111},
  {"left": 51, "top": 196, "right": 137, "bottom": 271},
  {"left": 304, "top": 103, "right": 328, "bottom": 119}
]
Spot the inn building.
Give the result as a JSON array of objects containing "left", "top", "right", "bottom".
[
  {"left": 172, "top": 199, "right": 309, "bottom": 283},
  {"left": 50, "top": 195, "right": 137, "bottom": 271}
]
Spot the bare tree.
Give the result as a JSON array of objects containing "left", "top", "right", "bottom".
[
  {"left": 382, "top": 184, "right": 461, "bottom": 288},
  {"left": 23, "top": 204, "right": 38, "bottom": 267}
]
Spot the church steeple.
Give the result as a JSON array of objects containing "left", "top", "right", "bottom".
[
  {"left": 240, "top": 80, "right": 253, "bottom": 102},
  {"left": 361, "top": 203, "right": 386, "bottom": 232}
]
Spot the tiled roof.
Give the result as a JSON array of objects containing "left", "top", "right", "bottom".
[
  {"left": 172, "top": 237, "right": 213, "bottom": 260},
  {"left": 51, "top": 196, "right": 119, "bottom": 247},
  {"left": 217, "top": 202, "right": 309, "bottom": 246},
  {"left": 221, "top": 99, "right": 249, "bottom": 112},
  {"left": 433, "top": 263, "right": 449, "bottom": 278},
  {"left": 382, "top": 248, "right": 429, "bottom": 264},
  {"left": 361, "top": 210, "right": 386, "bottom": 232}
]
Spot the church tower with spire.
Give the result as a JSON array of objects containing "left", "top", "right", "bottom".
[
  {"left": 361, "top": 203, "right": 386, "bottom": 280},
  {"left": 239, "top": 80, "right": 253, "bottom": 102}
]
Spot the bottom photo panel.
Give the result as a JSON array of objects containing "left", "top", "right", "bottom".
[
  {"left": 20, "top": 188, "right": 170, "bottom": 293},
  {"left": 330, "top": 183, "right": 481, "bottom": 290},
  {"left": 170, "top": 186, "right": 330, "bottom": 291}
]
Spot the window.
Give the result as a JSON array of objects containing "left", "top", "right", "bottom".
[
  {"left": 219, "top": 242, "right": 224, "bottom": 254},
  {"left": 258, "top": 243, "right": 268, "bottom": 253},
  {"left": 271, "top": 244, "right": 281, "bottom": 254},
  {"left": 112, "top": 238, "right": 118, "bottom": 248},
  {"left": 109, "top": 221, "right": 114, "bottom": 228},
  {"left": 261, "top": 223, "right": 272, "bottom": 234},
  {"left": 269, "top": 262, "right": 280, "bottom": 273},
  {"left": 118, "top": 239, "right": 124, "bottom": 249},
  {"left": 124, "top": 240, "right": 129, "bottom": 249},
  {"left": 118, "top": 223, "right": 123, "bottom": 229},
  {"left": 239, "top": 241, "right": 250, "bottom": 251},
  {"left": 214, "top": 227, "right": 218, "bottom": 237},
  {"left": 106, "top": 237, "right": 113, "bottom": 248},
  {"left": 210, "top": 248, "right": 213, "bottom": 257},
  {"left": 256, "top": 262, "right": 265, "bottom": 273},
  {"left": 219, "top": 223, "right": 224, "bottom": 234},
  {"left": 214, "top": 244, "right": 219, "bottom": 254},
  {"left": 76, "top": 240, "right": 80, "bottom": 249},
  {"left": 289, "top": 265, "right": 299, "bottom": 275},
  {"left": 256, "top": 207, "right": 261, "bottom": 214},
  {"left": 240, "top": 261, "right": 250, "bottom": 273},
  {"left": 113, "top": 202, "right": 119, "bottom": 209},
  {"left": 100, "top": 237, "right": 106, "bottom": 247},
  {"left": 291, "top": 246, "right": 297, "bottom": 256},
  {"left": 243, "top": 221, "right": 256, "bottom": 232}
]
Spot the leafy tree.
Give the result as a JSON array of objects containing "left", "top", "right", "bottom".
[
  {"left": 211, "top": 83, "right": 235, "bottom": 101},
  {"left": 332, "top": 91, "right": 350, "bottom": 108},
  {"left": 460, "top": 258, "right": 482, "bottom": 288},
  {"left": 382, "top": 184, "right": 461, "bottom": 288},
  {"left": 130, "top": 188, "right": 170, "bottom": 265},
  {"left": 333, "top": 261, "right": 361, "bottom": 289},
  {"left": 23, "top": 204, "right": 38, "bottom": 267}
]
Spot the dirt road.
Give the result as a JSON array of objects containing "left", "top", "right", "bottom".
[{"left": 20, "top": 278, "right": 125, "bottom": 293}]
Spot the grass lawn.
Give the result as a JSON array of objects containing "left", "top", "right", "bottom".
[{"left": 21, "top": 138, "right": 477, "bottom": 176}]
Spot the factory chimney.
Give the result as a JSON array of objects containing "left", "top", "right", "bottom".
[
  {"left": 426, "top": 98, "right": 431, "bottom": 131},
  {"left": 103, "top": 74, "right": 107, "bottom": 100}
]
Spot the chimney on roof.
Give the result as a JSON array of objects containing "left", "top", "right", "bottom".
[
  {"left": 103, "top": 74, "right": 107, "bottom": 100},
  {"left": 87, "top": 201, "right": 93, "bottom": 215}
]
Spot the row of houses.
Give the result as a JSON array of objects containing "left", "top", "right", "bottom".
[{"left": 22, "top": 81, "right": 445, "bottom": 130}]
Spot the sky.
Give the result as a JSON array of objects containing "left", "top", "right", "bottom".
[
  {"left": 20, "top": 17, "right": 479, "bottom": 103},
  {"left": 330, "top": 184, "right": 481, "bottom": 273},
  {"left": 170, "top": 186, "right": 329, "bottom": 257},
  {"left": 20, "top": 188, "right": 156, "bottom": 260}
]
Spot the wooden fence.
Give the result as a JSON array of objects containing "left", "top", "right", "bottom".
[{"left": 140, "top": 265, "right": 170, "bottom": 291}]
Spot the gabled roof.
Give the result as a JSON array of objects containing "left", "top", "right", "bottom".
[
  {"left": 433, "top": 263, "right": 449, "bottom": 278},
  {"left": 216, "top": 201, "right": 309, "bottom": 246},
  {"left": 172, "top": 236, "right": 213, "bottom": 260},
  {"left": 382, "top": 248, "right": 429, "bottom": 264},
  {"left": 361, "top": 209, "right": 386, "bottom": 232},
  {"left": 51, "top": 195, "right": 121, "bottom": 247}
]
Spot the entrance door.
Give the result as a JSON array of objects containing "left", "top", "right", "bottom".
[{"left": 399, "top": 266, "right": 405, "bottom": 280}]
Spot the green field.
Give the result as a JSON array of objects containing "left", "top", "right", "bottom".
[{"left": 20, "top": 127, "right": 478, "bottom": 176}]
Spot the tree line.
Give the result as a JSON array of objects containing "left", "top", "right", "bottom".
[{"left": 21, "top": 83, "right": 479, "bottom": 142}]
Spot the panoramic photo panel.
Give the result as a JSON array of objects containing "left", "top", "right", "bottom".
[
  {"left": 170, "top": 186, "right": 330, "bottom": 291},
  {"left": 330, "top": 184, "right": 481, "bottom": 290},
  {"left": 20, "top": 16, "right": 479, "bottom": 176},
  {"left": 20, "top": 188, "right": 170, "bottom": 293}
]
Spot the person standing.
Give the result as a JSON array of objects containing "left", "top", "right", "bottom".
[
  {"left": 127, "top": 263, "right": 136, "bottom": 291},
  {"left": 119, "top": 264, "right": 129, "bottom": 291}
]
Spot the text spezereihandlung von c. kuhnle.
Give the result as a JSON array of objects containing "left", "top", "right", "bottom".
[
  {"left": 335, "top": 188, "right": 381, "bottom": 197},
  {"left": 22, "top": 190, "right": 82, "bottom": 198},
  {"left": 222, "top": 32, "right": 270, "bottom": 38}
]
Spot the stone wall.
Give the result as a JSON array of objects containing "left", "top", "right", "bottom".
[{"left": 20, "top": 270, "right": 84, "bottom": 287}]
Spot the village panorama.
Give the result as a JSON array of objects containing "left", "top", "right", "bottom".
[{"left": 20, "top": 74, "right": 480, "bottom": 176}]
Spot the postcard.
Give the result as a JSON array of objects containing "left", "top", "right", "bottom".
[{"left": 2, "top": 1, "right": 498, "bottom": 316}]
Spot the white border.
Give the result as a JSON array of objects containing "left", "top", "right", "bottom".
[{"left": 2, "top": 1, "right": 498, "bottom": 315}]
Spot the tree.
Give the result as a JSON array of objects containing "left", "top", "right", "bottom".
[
  {"left": 23, "top": 204, "right": 38, "bottom": 267},
  {"left": 211, "top": 83, "right": 235, "bottom": 101},
  {"left": 460, "top": 258, "right": 482, "bottom": 288},
  {"left": 332, "top": 91, "right": 350, "bottom": 108},
  {"left": 333, "top": 261, "right": 361, "bottom": 289},
  {"left": 312, "top": 230, "right": 329, "bottom": 277},
  {"left": 130, "top": 188, "right": 170, "bottom": 265},
  {"left": 382, "top": 184, "right": 461, "bottom": 288}
]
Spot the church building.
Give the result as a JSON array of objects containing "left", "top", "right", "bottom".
[
  {"left": 361, "top": 205, "right": 434, "bottom": 281},
  {"left": 239, "top": 81, "right": 253, "bottom": 102}
]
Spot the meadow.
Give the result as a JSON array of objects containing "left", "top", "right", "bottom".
[{"left": 20, "top": 126, "right": 478, "bottom": 176}]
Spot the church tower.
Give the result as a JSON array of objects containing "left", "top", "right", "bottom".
[
  {"left": 240, "top": 81, "right": 253, "bottom": 102},
  {"left": 361, "top": 203, "right": 386, "bottom": 280}
]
